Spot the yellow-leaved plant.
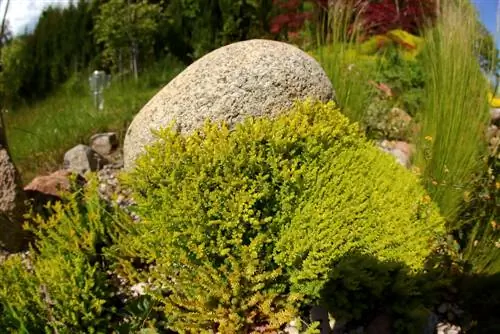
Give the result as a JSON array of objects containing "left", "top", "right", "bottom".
[{"left": 114, "top": 100, "right": 443, "bottom": 333}]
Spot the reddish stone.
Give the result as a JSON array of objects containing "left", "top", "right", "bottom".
[
  {"left": 24, "top": 170, "right": 73, "bottom": 198},
  {"left": 393, "top": 141, "right": 415, "bottom": 157}
]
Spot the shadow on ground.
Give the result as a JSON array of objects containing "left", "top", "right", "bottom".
[{"left": 309, "top": 251, "right": 500, "bottom": 333}]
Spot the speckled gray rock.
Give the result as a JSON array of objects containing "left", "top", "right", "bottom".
[
  {"left": 63, "top": 144, "right": 104, "bottom": 174},
  {"left": 491, "top": 108, "right": 500, "bottom": 125},
  {"left": 377, "top": 140, "right": 414, "bottom": 168},
  {"left": 0, "top": 148, "right": 27, "bottom": 251},
  {"left": 90, "top": 132, "right": 118, "bottom": 156},
  {"left": 124, "top": 39, "right": 333, "bottom": 169}
]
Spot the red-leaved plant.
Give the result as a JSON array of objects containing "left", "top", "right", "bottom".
[{"left": 270, "top": 0, "right": 437, "bottom": 37}]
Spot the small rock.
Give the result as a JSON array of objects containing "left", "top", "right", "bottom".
[
  {"left": 130, "top": 282, "right": 147, "bottom": 297},
  {"left": 0, "top": 147, "right": 27, "bottom": 251},
  {"left": 490, "top": 108, "right": 500, "bottom": 125},
  {"left": 393, "top": 141, "right": 414, "bottom": 156},
  {"left": 24, "top": 170, "right": 74, "bottom": 198},
  {"left": 486, "top": 125, "right": 499, "bottom": 139},
  {"left": 64, "top": 144, "right": 104, "bottom": 174},
  {"left": 377, "top": 140, "right": 413, "bottom": 168},
  {"left": 90, "top": 132, "right": 118, "bottom": 156},
  {"left": 391, "top": 148, "right": 410, "bottom": 168},
  {"left": 436, "top": 322, "right": 461, "bottom": 334},
  {"left": 284, "top": 319, "right": 300, "bottom": 334}
]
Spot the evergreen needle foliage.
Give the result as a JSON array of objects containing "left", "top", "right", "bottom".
[{"left": 115, "top": 100, "right": 443, "bottom": 332}]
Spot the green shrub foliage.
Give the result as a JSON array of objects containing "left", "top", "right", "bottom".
[
  {"left": 0, "top": 177, "right": 137, "bottom": 332},
  {"left": 115, "top": 100, "right": 443, "bottom": 332}
]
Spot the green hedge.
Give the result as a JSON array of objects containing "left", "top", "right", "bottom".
[{"left": 113, "top": 100, "right": 443, "bottom": 332}]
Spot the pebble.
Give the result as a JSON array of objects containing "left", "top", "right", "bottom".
[
  {"left": 436, "top": 322, "right": 461, "bottom": 334},
  {"left": 96, "top": 160, "right": 140, "bottom": 222}
]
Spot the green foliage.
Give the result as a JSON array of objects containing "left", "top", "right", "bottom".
[
  {"left": 0, "top": 177, "right": 130, "bottom": 332},
  {"left": 21, "top": 0, "right": 99, "bottom": 100},
  {"left": 374, "top": 47, "right": 425, "bottom": 118},
  {"left": 114, "top": 100, "right": 443, "bottom": 332},
  {"left": 159, "top": 0, "right": 272, "bottom": 60},
  {"left": 94, "top": 0, "right": 162, "bottom": 78},
  {"left": 316, "top": 1, "right": 380, "bottom": 124},
  {"left": 414, "top": 0, "right": 491, "bottom": 224},
  {"left": 456, "top": 155, "right": 500, "bottom": 275},
  {"left": 0, "top": 38, "right": 32, "bottom": 107},
  {"left": 358, "top": 29, "right": 425, "bottom": 61},
  {"left": 5, "top": 56, "right": 184, "bottom": 182}
]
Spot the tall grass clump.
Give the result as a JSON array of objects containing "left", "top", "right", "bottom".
[
  {"left": 455, "top": 153, "right": 500, "bottom": 276},
  {"left": 316, "top": 1, "right": 378, "bottom": 124},
  {"left": 414, "top": 0, "right": 491, "bottom": 224}
]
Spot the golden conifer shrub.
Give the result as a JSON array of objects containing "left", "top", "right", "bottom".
[{"left": 116, "top": 100, "right": 444, "bottom": 333}]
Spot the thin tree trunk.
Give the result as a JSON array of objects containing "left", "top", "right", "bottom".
[
  {"left": 119, "top": 49, "right": 123, "bottom": 75},
  {"left": 0, "top": 0, "right": 11, "bottom": 149},
  {"left": 0, "top": 0, "right": 9, "bottom": 47},
  {"left": 131, "top": 41, "right": 138, "bottom": 81},
  {"left": 0, "top": 112, "right": 7, "bottom": 150}
]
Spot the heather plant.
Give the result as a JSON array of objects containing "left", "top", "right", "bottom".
[
  {"left": 114, "top": 100, "right": 443, "bottom": 332},
  {"left": 0, "top": 177, "right": 141, "bottom": 332}
]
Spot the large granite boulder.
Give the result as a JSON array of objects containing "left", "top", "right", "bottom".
[
  {"left": 124, "top": 39, "right": 333, "bottom": 169},
  {"left": 0, "top": 147, "right": 27, "bottom": 251}
]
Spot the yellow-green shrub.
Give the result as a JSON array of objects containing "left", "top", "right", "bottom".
[
  {"left": 0, "top": 177, "right": 134, "bottom": 332},
  {"left": 115, "top": 100, "right": 443, "bottom": 332}
]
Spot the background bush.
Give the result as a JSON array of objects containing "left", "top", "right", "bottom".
[{"left": 113, "top": 100, "right": 443, "bottom": 332}]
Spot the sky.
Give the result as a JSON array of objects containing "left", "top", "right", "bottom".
[
  {"left": 473, "top": 0, "right": 500, "bottom": 46},
  {"left": 0, "top": 0, "right": 71, "bottom": 36},
  {"left": 0, "top": 0, "right": 499, "bottom": 43}
]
